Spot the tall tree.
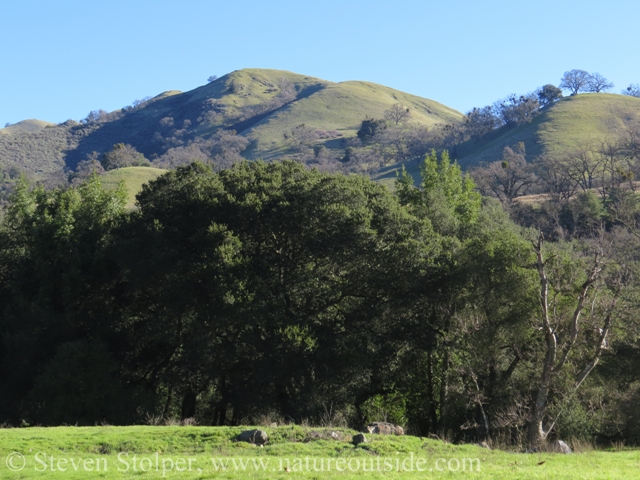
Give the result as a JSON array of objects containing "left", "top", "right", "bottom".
[
  {"left": 586, "top": 73, "right": 614, "bottom": 93},
  {"left": 559, "top": 69, "right": 591, "bottom": 96},
  {"left": 527, "top": 232, "right": 626, "bottom": 449}
]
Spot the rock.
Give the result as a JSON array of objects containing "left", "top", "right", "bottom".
[
  {"left": 476, "top": 441, "right": 490, "bottom": 449},
  {"left": 555, "top": 440, "right": 572, "bottom": 454},
  {"left": 269, "top": 422, "right": 278, "bottom": 428},
  {"left": 236, "top": 429, "right": 268, "bottom": 446},
  {"left": 330, "top": 431, "right": 342, "bottom": 440},
  {"left": 365, "top": 422, "right": 404, "bottom": 435},
  {"left": 352, "top": 433, "right": 367, "bottom": 446}
]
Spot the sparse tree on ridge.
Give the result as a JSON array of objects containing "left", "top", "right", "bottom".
[
  {"left": 586, "top": 72, "right": 614, "bottom": 93},
  {"left": 559, "top": 69, "right": 591, "bottom": 95},
  {"left": 623, "top": 84, "right": 640, "bottom": 97},
  {"left": 384, "top": 103, "right": 411, "bottom": 125}
]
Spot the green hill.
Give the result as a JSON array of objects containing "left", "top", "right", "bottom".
[
  {"left": 0, "top": 68, "right": 463, "bottom": 177},
  {"left": 456, "top": 93, "right": 640, "bottom": 167},
  {"left": 0, "top": 119, "right": 55, "bottom": 135},
  {"left": 101, "top": 166, "right": 166, "bottom": 208},
  {"left": 3, "top": 72, "right": 640, "bottom": 182},
  {"left": 235, "top": 74, "right": 461, "bottom": 159}
]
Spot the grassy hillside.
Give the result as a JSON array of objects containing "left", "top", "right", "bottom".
[
  {"left": 101, "top": 166, "right": 166, "bottom": 208},
  {"left": 456, "top": 93, "right": 640, "bottom": 167},
  {"left": 0, "top": 119, "right": 55, "bottom": 135},
  {"left": 0, "top": 425, "right": 637, "bottom": 479},
  {"left": 242, "top": 79, "right": 461, "bottom": 159},
  {"left": 0, "top": 68, "right": 463, "bottom": 176},
  {"left": 5, "top": 73, "right": 640, "bottom": 182}
]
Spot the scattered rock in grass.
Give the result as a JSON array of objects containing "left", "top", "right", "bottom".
[
  {"left": 330, "top": 431, "right": 342, "bottom": 440},
  {"left": 352, "top": 433, "right": 367, "bottom": 446},
  {"left": 235, "top": 429, "right": 268, "bottom": 446},
  {"left": 476, "top": 441, "right": 490, "bottom": 449},
  {"left": 555, "top": 440, "right": 572, "bottom": 454},
  {"left": 365, "top": 422, "right": 404, "bottom": 435}
]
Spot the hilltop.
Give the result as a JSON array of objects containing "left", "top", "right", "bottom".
[
  {"left": 0, "top": 69, "right": 461, "bottom": 178},
  {"left": 455, "top": 93, "right": 640, "bottom": 167}
]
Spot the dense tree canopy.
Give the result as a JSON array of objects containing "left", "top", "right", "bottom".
[{"left": 1, "top": 156, "right": 639, "bottom": 450}]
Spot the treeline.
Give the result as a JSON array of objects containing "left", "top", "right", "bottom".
[{"left": 1, "top": 157, "right": 639, "bottom": 450}]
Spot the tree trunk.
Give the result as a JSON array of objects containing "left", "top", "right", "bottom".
[{"left": 181, "top": 389, "right": 197, "bottom": 420}]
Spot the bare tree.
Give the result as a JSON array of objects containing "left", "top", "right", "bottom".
[
  {"left": 384, "top": 103, "right": 411, "bottom": 125},
  {"left": 470, "top": 144, "right": 538, "bottom": 206},
  {"left": 622, "top": 84, "right": 640, "bottom": 97},
  {"left": 284, "top": 124, "right": 318, "bottom": 153},
  {"left": 562, "top": 144, "right": 603, "bottom": 192},
  {"left": 528, "top": 232, "right": 625, "bottom": 449},
  {"left": 559, "top": 69, "right": 591, "bottom": 96},
  {"left": 535, "top": 155, "right": 578, "bottom": 202},
  {"left": 493, "top": 94, "right": 540, "bottom": 126},
  {"left": 464, "top": 106, "right": 500, "bottom": 138},
  {"left": 586, "top": 73, "right": 614, "bottom": 93}
]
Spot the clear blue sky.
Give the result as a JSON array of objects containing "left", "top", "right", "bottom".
[{"left": 3, "top": 0, "right": 640, "bottom": 126}]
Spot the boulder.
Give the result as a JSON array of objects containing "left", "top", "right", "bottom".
[
  {"left": 365, "top": 422, "right": 404, "bottom": 435},
  {"left": 235, "top": 429, "right": 268, "bottom": 446},
  {"left": 555, "top": 440, "right": 572, "bottom": 454},
  {"left": 352, "top": 433, "right": 367, "bottom": 446}
]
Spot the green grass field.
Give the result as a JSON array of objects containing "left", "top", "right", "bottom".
[
  {"left": 101, "top": 166, "right": 167, "bottom": 208},
  {"left": 0, "top": 425, "right": 637, "bottom": 479}
]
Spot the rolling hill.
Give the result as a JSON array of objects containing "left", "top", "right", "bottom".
[
  {"left": 455, "top": 93, "right": 640, "bottom": 167},
  {"left": 0, "top": 68, "right": 462, "bottom": 177},
  {"left": 2, "top": 70, "right": 640, "bottom": 187}
]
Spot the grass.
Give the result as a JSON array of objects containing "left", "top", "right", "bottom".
[
  {"left": 456, "top": 93, "right": 640, "bottom": 168},
  {"left": 240, "top": 75, "right": 463, "bottom": 159},
  {"left": 0, "top": 425, "right": 638, "bottom": 478},
  {"left": 0, "top": 119, "right": 55, "bottom": 135},
  {"left": 101, "top": 166, "right": 166, "bottom": 208}
]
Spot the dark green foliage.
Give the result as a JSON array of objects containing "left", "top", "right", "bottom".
[
  {"left": 112, "top": 161, "right": 440, "bottom": 424},
  {"left": 357, "top": 117, "right": 386, "bottom": 141},
  {"left": 1, "top": 157, "right": 639, "bottom": 449},
  {"left": 537, "top": 84, "right": 563, "bottom": 106},
  {"left": 0, "top": 176, "right": 130, "bottom": 423},
  {"left": 101, "top": 143, "right": 150, "bottom": 170}
]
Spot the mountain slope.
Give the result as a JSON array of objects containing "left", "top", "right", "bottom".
[
  {"left": 456, "top": 93, "right": 640, "bottom": 167},
  {"left": 241, "top": 79, "right": 461, "bottom": 159},
  {"left": 0, "top": 68, "right": 463, "bottom": 176}
]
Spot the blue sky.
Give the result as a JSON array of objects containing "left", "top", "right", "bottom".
[{"left": 3, "top": 0, "right": 640, "bottom": 126}]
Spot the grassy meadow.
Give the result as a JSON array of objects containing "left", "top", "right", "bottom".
[
  {"left": 0, "top": 425, "right": 638, "bottom": 479},
  {"left": 101, "top": 166, "right": 166, "bottom": 208}
]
